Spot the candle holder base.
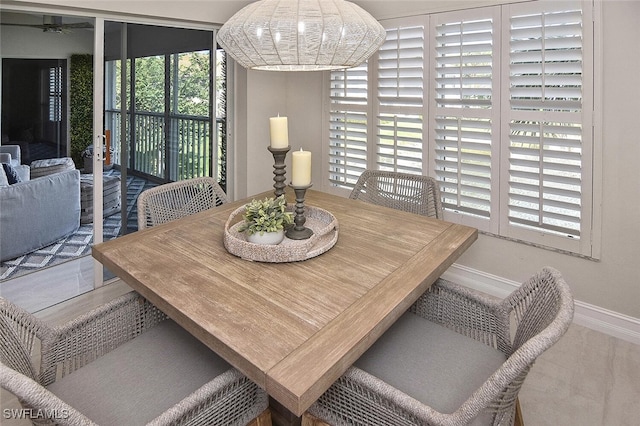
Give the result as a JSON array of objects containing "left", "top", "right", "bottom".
[
  {"left": 286, "top": 225, "right": 314, "bottom": 240},
  {"left": 267, "top": 146, "right": 290, "bottom": 197},
  {"left": 286, "top": 183, "right": 314, "bottom": 240}
]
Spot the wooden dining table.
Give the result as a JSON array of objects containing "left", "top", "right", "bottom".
[{"left": 92, "top": 189, "right": 477, "bottom": 424}]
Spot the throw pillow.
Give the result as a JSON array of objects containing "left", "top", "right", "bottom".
[
  {"left": 0, "top": 164, "right": 8, "bottom": 187},
  {"left": 2, "top": 163, "right": 22, "bottom": 185}
]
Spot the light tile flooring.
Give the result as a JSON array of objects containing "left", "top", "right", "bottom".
[
  {"left": 1, "top": 279, "right": 639, "bottom": 425},
  {"left": 0, "top": 256, "right": 95, "bottom": 312},
  {"left": 519, "top": 322, "right": 640, "bottom": 425}
]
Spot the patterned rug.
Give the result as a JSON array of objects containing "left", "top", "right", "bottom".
[{"left": 0, "top": 170, "right": 156, "bottom": 281}]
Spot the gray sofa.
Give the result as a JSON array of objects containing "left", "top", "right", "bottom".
[
  {"left": 0, "top": 145, "right": 29, "bottom": 182},
  {"left": 1, "top": 167, "right": 81, "bottom": 262}
]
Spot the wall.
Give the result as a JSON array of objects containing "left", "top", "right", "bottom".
[
  {"left": 236, "top": 69, "right": 325, "bottom": 199},
  {"left": 0, "top": 14, "right": 93, "bottom": 59},
  {"left": 237, "top": 69, "right": 289, "bottom": 198},
  {"left": 1, "top": 1, "right": 251, "bottom": 25}
]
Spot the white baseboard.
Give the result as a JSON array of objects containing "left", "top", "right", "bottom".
[{"left": 441, "top": 264, "right": 640, "bottom": 346}]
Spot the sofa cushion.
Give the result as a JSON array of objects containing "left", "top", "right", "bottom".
[
  {"left": 354, "top": 311, "right": 507, "bottom": 422},
  {"left": 0, "top": 164, "right": 8, "bottom": 187},
  {"left": 1, "top": 163, "right": 22, "bottom": 185},
  {"left": 47, "top": 319, "right": 233, "bottom": 425},
  {"left": 0, "top": 169, "right": 80, "bottom": 262}
]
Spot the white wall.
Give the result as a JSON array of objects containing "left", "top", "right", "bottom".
[
  {"left": 233, "top": 68, "right": 324, "bottom": 199},
  {"left": 1, "top": 17, "right": 93, "bottom": 58}
]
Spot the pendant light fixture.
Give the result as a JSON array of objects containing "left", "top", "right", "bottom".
[{"left": 217, "top": 0, "right": 386, "bottom": 71}]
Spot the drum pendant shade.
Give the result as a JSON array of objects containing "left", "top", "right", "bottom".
[{"left": 217, "top": 0, "right": 386, "bottom": 71}]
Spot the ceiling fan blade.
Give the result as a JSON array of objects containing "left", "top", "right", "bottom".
[
  {"left": 0, "top": 21, "right": 93, "bottom": 33},
  {"left": 60, "top": 22, "right": 94, "bottom": 29},
  {"left": 0, "top": 22, "right": 42, "bottom": 28}
]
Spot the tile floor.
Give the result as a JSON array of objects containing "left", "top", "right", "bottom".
[
  {"left": 1, "top": 279, "right": 639, "bottom": 426},
  {"left": 519, "top": 322, "right": 640, "bottom": 425}
]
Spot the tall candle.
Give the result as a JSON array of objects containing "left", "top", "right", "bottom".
[
  {"left": 269, "top": 115, "right": 289, "bottom": 149},
  {"left": 291, "top": 148, "right": 312, "bottom": 186}
]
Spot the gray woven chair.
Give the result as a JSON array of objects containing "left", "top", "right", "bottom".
[
  {"left": 307, "top": 267, "right": 574, "bottom": 426},
  {"left": 0, "top": 291, "right": 269, "bottom": 426},
  {"left": 349, "top": 170, "right": 443, "bottom": 219},
  {"left": 137, "top": 177, "right": 228, "bottom": 230}
]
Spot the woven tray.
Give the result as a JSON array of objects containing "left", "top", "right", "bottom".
[{"left": 224, "top": 204, "right": 339, "bottom": 262}]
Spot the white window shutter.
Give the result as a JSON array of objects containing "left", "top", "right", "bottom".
[
  {"left": 429, "top": 8, "right": 501, "bottom": 231},
  {"left": 328, "top": 63, "right": 369, "bottom": 189},
  {"left": 326, "top": 1, "right": 596, "bottom": 256},
  {"left": 49, "top": 66, "right": 63, "bottom": 122},
  {"left": 501, "top": 1, "right": 592, "bottom": 255},
  {"left": 376, "top": 19, "right": 427, "bottom": 175}
]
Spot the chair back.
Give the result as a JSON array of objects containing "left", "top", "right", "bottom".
[
  {"left": 349, "top": 170, "right": 443, "bottom": 219},
  {"left": 479, "top": 267, "right": 574, "bottom": 422},
  {"left": 0, "top": 297, "right": 47, "bottom": 381},
  {"left": 507, "top": 267, "right": 575, "bottom": 355},
  {"left": 137, "top": 177, "right": 228, "bottom": 230}
]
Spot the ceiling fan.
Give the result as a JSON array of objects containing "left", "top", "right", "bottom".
[{"left": 1, "top": 15, "right": 93, "bottom": 33}]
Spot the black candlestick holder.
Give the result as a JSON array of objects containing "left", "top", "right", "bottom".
[
  {"left": 267, "top": 146, "right": 290, "bottom": 197},
  {"left": 286, "top": 183, "right": 314, "bottom": 240}
]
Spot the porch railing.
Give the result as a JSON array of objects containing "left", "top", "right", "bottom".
[{"left": 105, "top": 110, "right": 223, "bottom": 183}]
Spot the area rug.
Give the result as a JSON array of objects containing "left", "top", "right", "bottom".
[{"left": 0, "top": 171, "right": 156, "bottom": 281}]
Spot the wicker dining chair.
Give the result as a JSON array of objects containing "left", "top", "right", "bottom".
[
  {"left": 137, "top": 177, "right": 228, "bottom": 230},
  {"left": 0, "top": 291, "right": 270, "bottom": 426},
  {"left": 349, "top": 170, "right": 443, "bottom": 219},
  {"left": 307, "top": 267, "right": 574, "bottom": 426}
]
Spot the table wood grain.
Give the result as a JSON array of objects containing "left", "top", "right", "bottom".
[{"left": 92, "top": 189, "right": 477, "bottom": 416}]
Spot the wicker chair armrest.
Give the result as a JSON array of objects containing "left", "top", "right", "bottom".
[
  {"left": 1, "top": 364, "right": 98, "bottom": 426},
  {"left": 39, "top": 292, "right": 168, "bottom": 385},
  {"left": 0, "top": 297, "right": 54, "bottom": 347},
  {"left": 148, "top": 369, "right": 268, "bottom": 426},
  {"left": 0, "top": 298, "right": 54, "bottom": 380},
  {"left": 410, "top": 279, "right": 512, "bottom": 353}
]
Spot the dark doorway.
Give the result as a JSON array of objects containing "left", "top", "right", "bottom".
[{"left": 1, "top": 58, "right": 68, "bottom": 163}]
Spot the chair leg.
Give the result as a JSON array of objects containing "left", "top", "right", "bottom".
[
  {"left": 247, "top": 408, "right": 273, "bottom": 426},
  {"left": 301, "top": 412, "right": 331, "bottom": 426},
  {"left": 514, "top": 397, "right": 524, "bottom": 426}
]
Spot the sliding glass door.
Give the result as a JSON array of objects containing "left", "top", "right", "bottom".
[
  {"left": 0, "top": 9, "right": 96, "bottom": 311},
  {"left": 1, "top": 7, "right": 223, "bottom": 310},
  {"left": 96, "top": 20, "right": 225, "bottom": 285}
]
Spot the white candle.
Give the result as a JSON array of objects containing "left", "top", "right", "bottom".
[
  {"left": 291, "top": 148, "right": 312, "bottom": 186},
  {"left": 269, "top": 115, "right": 289, "bottom": 149}
]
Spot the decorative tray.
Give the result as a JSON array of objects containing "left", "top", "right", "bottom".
[{"left": 224, "top": 204, "right": 339, "bottom": 262}]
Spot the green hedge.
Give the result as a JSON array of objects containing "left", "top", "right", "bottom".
[{"left": 69, "top": 54, "right": 93, "bottom": 168}]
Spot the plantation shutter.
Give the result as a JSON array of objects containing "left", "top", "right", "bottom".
[
  {"left": 328, "top": 63, "right": 369, "bottom": 189},
  {"left": 49, "top": 66, "right": 63, "bottom": 122},
  {"left": 376, "top": 21, "right": 426, "bottom": 174},
  {"left": 430, "top": 8, "right": 500, "bottom": 229},
  {"left": 501, "top": 1, "right": 592, "bottom": 253}
]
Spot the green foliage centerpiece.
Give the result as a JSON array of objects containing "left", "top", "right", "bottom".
[{"left": 238, "top": 195, "right": 293, "bottom": 245}]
